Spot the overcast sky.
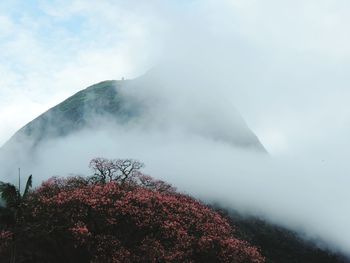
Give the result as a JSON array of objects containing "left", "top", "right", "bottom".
[{"left": 1, "top": 0, "right": 350, "bottom": 155}]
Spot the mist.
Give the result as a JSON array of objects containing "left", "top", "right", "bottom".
[
  {"left": 1, "top": 0, "right": 350, "bottom": 259},
  {"left": 2, "top": 69, "right": 350, "bottom": 256}
]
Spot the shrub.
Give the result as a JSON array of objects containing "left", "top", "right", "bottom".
[{"left": 0, "top": 175, "right": 264, "bottom": 263}]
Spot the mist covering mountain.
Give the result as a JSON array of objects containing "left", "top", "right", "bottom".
[
  {"left": 1, "top": 73, "right": 266, "bottom": 155},
  {"left": 2, "top": 80, "right": 135, "bottom": 151},
  {"left": 1, "top": 74, "right": 349, "bottom": 262}
]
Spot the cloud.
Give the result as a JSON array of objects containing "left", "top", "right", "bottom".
[
  {"left": 2, "top": 0, "right": 350, "bottom": 257},
  {"left": 4, "top": 117, "right": 350, "bottom": 256},
  {"left": 0, "top": 1, "right": 159, "bottom": 145},
  {"left": 1, "top": 0, "right": 350, "bottom": 148}
]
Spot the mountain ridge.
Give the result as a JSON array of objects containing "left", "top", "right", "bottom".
[{"left": 1, "top": 78, "right": 266, "bottom": 154}]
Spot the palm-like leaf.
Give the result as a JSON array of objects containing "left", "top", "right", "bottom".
[{"left": 22, "top": 175, "right": 32, "bottom": 200}]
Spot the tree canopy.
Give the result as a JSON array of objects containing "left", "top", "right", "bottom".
[{"left": 0, "top": 159, "right": 264, "bottom": 263}]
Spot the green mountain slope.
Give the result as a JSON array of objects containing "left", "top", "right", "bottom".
[
  {"left": 0, "top": 78, "right": 348, "bottom": 262},
  {"left": 1, "top": 78, "right": 266, "bottom": 152},
  {"left": 2, "top": 80, "right": 139, "bottom": 150}
]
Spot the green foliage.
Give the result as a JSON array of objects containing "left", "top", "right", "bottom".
[
  {"left": 0, "top": 183, "right": 19, "bottom": 210},
  {"left": 7, "top": 80, "right": 140, "bottom": 148},
  {"left": 22, "top": 175, "right": 32, "bottom": 200},
  {"left": 0, "top": 175, "right": 32, "bottom": 209}
]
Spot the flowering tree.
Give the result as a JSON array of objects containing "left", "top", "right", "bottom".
[
  {"left": 137, "top": 174, "right": 176, "bottom": 193},
  {"left": 0, "top": 159, "right": 265, "bottom": 262},
  {"left": 15, "top": 175, "right": 264, "bottom": 263}
]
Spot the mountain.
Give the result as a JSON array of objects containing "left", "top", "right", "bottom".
[
  {"left": 2, "top": 80, "right": 136, "bottom": 151},
  {"left": 222, "top": 209, "right": 349, "bottom": 263},
  {"left": 1, "top": 77, "right": 349, "bottom": 262},
  {"left": 1, "top": 77, "right": 266, "bottom": 153}
]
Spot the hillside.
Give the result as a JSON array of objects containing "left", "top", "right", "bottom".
[
  {"left": 222, "top": 210, "right": 349, "bottom": 263},
  {"left": 1, "top": 77, "right": 266, "bottom": 153},
  {"left": 2, "top": 80, "right": 139, "bottom": 150},
  {"left": 0, "top": 165, "right": 348, "bottom": 263},
  {"left": 0, "top": 171, "right": 265, "bottom": 263}
]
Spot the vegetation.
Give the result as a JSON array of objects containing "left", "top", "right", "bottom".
[
  {"left": 0, "top": 174, "right": 32, "bottom": 263},
  {"left": 0, "top": 159, "right": 348, "bottom": 262},
  {"left": 0, "top": 159, "right": 264, "bottom": 263},
  {"left": 215, "top": 209, "right": 349, "bottom": 263},
  {"left": 6, "top": 80, "right": 140, "bottom": 149}
]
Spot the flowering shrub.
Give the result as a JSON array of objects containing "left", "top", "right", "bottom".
[
  {"left": 12, "top": 176, "right": 264, "bottom": 263},
  {"left": 0, "top": 155, "right": 264, "bottom": 263},
  {"left": 137, "top": 174, "right": 176, "bottom": 193}
]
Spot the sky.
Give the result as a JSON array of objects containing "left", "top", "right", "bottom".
[
  {"left": 2, "top": 0, "right": 350, "bottom": 256},
  {"left": 1, "top": 0, "right": 350, "bottom": 154},
  {"left": 0, "top": 0, "right": 160, "bottom": 145},
  {"left": 1, "top": 0, "right": 350, "bottom": 155}
]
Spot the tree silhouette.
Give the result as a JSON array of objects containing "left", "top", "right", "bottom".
[
  {"left": 0, "top": 174, "right": 32, "bottom": 263},
  {"left": 89, "top": 158, "right": 144, "bottom": 183}
]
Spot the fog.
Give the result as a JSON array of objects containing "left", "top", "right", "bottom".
[
  {"left": 1, "top": 69, "right": 350, "bottom": 256},
  {"left": 1, "top": 0, "right": 350, "bottom": 258}
]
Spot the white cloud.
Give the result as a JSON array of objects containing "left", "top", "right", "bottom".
[
  {"left": 2, "top": 0, "right": 350, "bottom": 256},
  {"left": 1, "top": 0, "right": 350, "bottom": 152},
  {"left": 0, "top": 1, "right": 160, "bottom": 145}
]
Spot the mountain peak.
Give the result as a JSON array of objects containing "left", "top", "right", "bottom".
[{"left": 1, "top": 77, "right": 266, "bottom": 154}]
